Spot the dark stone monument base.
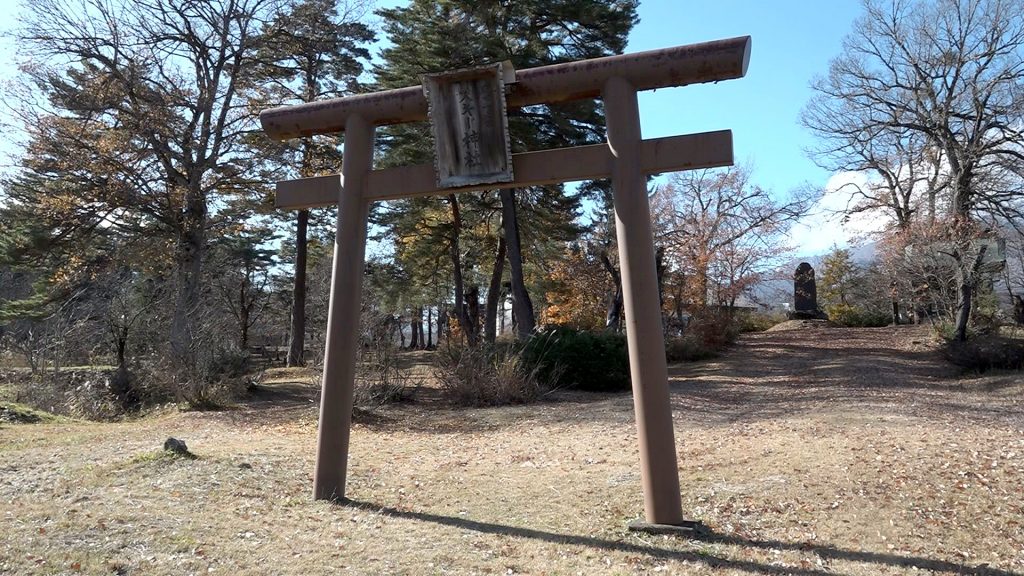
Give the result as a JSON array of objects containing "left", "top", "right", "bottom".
[
  {"left": 627, "top": 519, "right": 704, "bottom": 536},
  {"left": 787, "top": 309, "right": 829, "bottom": 321}
]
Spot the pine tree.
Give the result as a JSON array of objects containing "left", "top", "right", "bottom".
[
  {"left": 253, "top": 0, "right": 375, "bottom": 366},
  {"left": 373, "top": 0, "right": 638, "bottom": 342}
]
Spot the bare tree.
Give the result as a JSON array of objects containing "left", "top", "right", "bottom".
[
  {"left": 650, "top": 164, "right": 810, "bottom": 316},
  {"left": 208, "top": 231, "right": 276, "bottom": 349},
  {"left": 803, "top": 0, "right": 1024, "bottom": 340}
]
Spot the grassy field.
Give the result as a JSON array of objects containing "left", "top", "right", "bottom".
[{"left": 1, "top": 324, "right": 1022, "bottom": 575}]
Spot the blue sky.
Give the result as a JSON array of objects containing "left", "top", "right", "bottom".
[
  {"left": 0, "top": 3, "right": 19, "bottom": 175},
  {"left": 367, "top": 0, "right": 863, "bottom": 196},
  {"left": 0, "top": 0, "right": 868, "bottom": 253},
  {"left": 627, "top": 0, "right": 861, "bottom": 195},
  {"left": 619, "top": 1, "right": 869, "bottom": 254}
]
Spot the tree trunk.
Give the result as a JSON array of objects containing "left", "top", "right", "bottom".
[
  {"left": 674, "top": 282, "right": 686, "bottom": 326},
  {"left": 426, "top": 307, "right": 433, "bottom": 348},
  {"left": 110, "top": 328, "right": 135, "bottom": 409},
  {"left": 287, "top": 209, "right": 309, "bottom": 366},
  {"left": 600, "top": 250, "right": 623, "bottom": 332},
  {"left": 170, "top": 194, "right": 205, "bottom": 386},
  {"left": 655, "top": 245, "right": 666, "bottom": 308},
  {"left": 890, "top": 281, "right": 900, "bottom": 325},
  {"left": 606, "top": 285, "right": 624, "bottom": 331},
  {"left": 500, "top": 189, "right": 535, "bottom": 339},
  {"left": 953, "top": 275, "right": 973, "bottom": 342},
  {"left": 953, "top": 243, "right": 988, "bottom": 342},
  {"left": 390, "top": 316, "right": 400, "bottom": 346},
  {"left": 499, "top": 295, "right": 506, "bottom": 334},
  {"left": 695, "top": 259, "right": 710, "bottom": 310},
  {"left": 659, "top": 243, "right": 667, "bottom": 303},
  {"left": 466, "top": 285, "right": 481, "bottom": 338},
  {"left": 418, "top": 307, "right": 426, "bottom": 349},
  {"left": 484, "top": 236, "right": 507, "bottom": 344},
  {"left": 438, "top": 304, "right": 449, "bottom": 342},
  {"left": 239, "top": 284, "right": 250, "bottom": 349},
  {"left": 115, "top": 333, "right": 127, "bottom": 371},
  {"left": 448, "top": 194, "right": 478, "bottom": 346},
  {"left": 409, "top": 309, "right": 419, "bottom": 349}
]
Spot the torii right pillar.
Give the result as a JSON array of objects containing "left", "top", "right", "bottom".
[{"left": 603, "top": 76, "right": 688, "bottom": 530}]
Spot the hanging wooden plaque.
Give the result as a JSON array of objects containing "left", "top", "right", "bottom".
[{"left": 423, "top": 63, "right": 514, "bottom": 188}]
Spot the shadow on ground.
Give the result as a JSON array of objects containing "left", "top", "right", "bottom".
[{"left": 341, "top": 499, "right": 1021, "bottom": 576}]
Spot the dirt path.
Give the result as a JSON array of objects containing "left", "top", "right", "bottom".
[
  {"left": 667, "top": 323, "right": 1022, "bottom": 427},
  {"left": 1, "top": 324, "right": 1022, "bottom": 576}
]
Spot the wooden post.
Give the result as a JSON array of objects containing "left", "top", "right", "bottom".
[
  {"left": 603, "top": 76, "right": 685, "bottom": 528},
  {"left": 313, "top": 113, "right": 373, "bottom": 501},
  {"left": 275, "top": 132, "right": 734, "bottom": 209}
]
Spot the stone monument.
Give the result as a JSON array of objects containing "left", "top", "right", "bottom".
[{"left": 789, "top": 262, "right": 828, "bottom": 320}]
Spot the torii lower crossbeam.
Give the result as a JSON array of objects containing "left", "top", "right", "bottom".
[{"left": 276, "top": 131, "right": 732, "bottom": 208}]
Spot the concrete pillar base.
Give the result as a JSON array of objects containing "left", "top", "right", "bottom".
[{"left": 627, "top": 519, "right": 704, "bottom": 536}]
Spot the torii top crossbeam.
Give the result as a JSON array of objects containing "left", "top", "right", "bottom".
[{"left": 260, "top": 36, "right": 751, "bottom": 139}]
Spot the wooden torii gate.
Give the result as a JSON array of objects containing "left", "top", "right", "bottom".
[{"left": 261, "top": 36, "right": 751, "bottom": 531}]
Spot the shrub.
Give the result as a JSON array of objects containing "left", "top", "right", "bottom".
[
  {"left": 433, "top": 343, "right": 542, "bottom": 406},
  {"left": 734, "top": 311, "right": 786, "bottom": 333},
  {"left": 13, "top": 369, "right": 126, "bottom": 420},
  {"left": 825, "top": 303, "right": 891, "bottom": 327},
  {"left": 934, "top": 321, "right": 965, "bottom": 341},
  {"left": 353, "top": 338, "right": 416, "bottom": 407},
  {"left": 353, "top": 374, "right": 413, "bottom": 407},
  {"left": 664, "top": 334, "right": 717, "bottom": 362},
  {"left": 688, "top": 310, "right": 742, "bottom": 349},
  {"left": 202, "top": 345, "right": 251, "bottom": 381},
  {"left": 945, "top": 335, "right": 1024, "bottom": 373},
  {"left": 523, "top": 327, "right": 630, "bottom": 392},
  {"left": 176, "top": 345, "right": 255, "bottom": 410},
  {"left": 664, "top": 309, "right": 760, "bottom": 363}
]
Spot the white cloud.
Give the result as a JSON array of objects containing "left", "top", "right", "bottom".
[{"left": 788, "top": 171, "right": 889, "bottom": 256}]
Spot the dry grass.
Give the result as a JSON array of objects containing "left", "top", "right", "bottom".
[{"left": 1, "top": 325, "right": 1023, "bottom": 575}]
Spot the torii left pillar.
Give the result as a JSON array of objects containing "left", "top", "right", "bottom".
[
  {"left": 604, "top": 76, "right": 684, "bottom": 527},
  {"left": 312, "top": 113, "right": 373, "bottom": 500}
]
